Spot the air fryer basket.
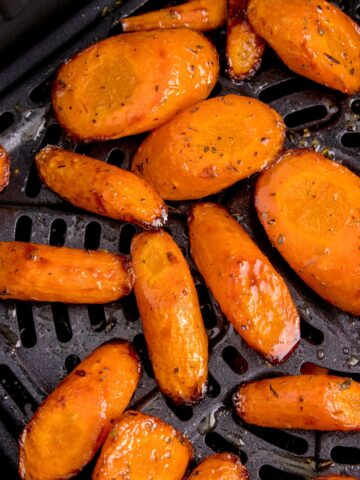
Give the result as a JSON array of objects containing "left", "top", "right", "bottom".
[{"left": 0, "top": 0, "right": 359, "bottom": 478}]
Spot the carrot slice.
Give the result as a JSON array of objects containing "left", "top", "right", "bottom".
[
  {"left": 226, "top": 0, "right": 265, "bottom": 81},
  {"left": 0, "top": 241, "right": 133, "bottom": 303},
  {"left": 120, "top": 0, "right": 227, "bottom": 32},
  {"left": 52, "top": 29, "right": 219, "bottom": 141},
  {"left": 255, "top": 149, "right": 360, "bottom": 316},
  {"left": 188, "top": 453, "right": 249, "bottom": 479},
  {"left": 131, "top": 230, "right": 208, "bottom": 404},
  {"left": 234, "top": 375, "right": 360, "bottom": 430},
  {"left": 36, "top": 146, "right": 167, "bottom": 229},
  {"left": 0, "top": 145, "right": 10, "bottom": 192},
  {"left": 19, "top": 342, "right": 141, "bottom": 480},
  {"left": 188, "top": 203, "right": 300, "bottom": 364},
  {"left": 132, "top": 94, "right": 285, "bottom": 200},
  {"left": 317, "top": 476, "right": 359, "bottom": 480},
  {"left": 93, "top": 411, "right": 193, "bottom": 480},
  {"left": 248, "top": 0, "right": 360, "bottom": 94}
]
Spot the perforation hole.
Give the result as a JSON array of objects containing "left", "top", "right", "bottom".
[
  {"left": 207, "top": 373, "right": 221, "bottom": 398},
  {"left": 15, "top": 216, "right": 32, "bottom": 242},
  {"left": 244, "top": 425, "right": 308, "bottom": 455},
  {"left": 133, "top": 333, "right": 154, "bottom": 378},
  {"left": 210, "top": 81, "right": 223, "bottom": 98},
  {"left": 16, "top": 302, "right": 36, "bottom": 348},
  {"left": 74, "top": 144, "right": 93, "bottom": 156},
  {"left": 284, "top": 105, "right": 328, "bottom": 128},
  {"left": 351, "top": 99, "right": 360, "bottom": 114},
  {"left": 222, "top": 346, "right": 248, "bottom": 375},
  {"left": 40, "top": 124, "right": 62, "bottom": 147},
  {"left": 205, "top": 432, "right": 247, "bottom": 463},
  {"left": 300, "top": 362, "right": 328, "bottom": 375},
  {"left": 25, "top": 162, "right": 43, "bottom": 198},
  {"left": 51, "top": 304, "right": 72, "bottom": 343},
  {"left": 201, "top": 304, "right": 217, "bottom": 329},
  {"left": 196, "top": 283, "right": 211, "bottom": 305},
  {"left": 259, "top": 465, "right": 305, "bottom": 480},
  {"left": 65, "top": 354, "right": 81, "bottom": 374},
  {"left": 30, "top": 77, "right": 53, "bottom": 103},
  {"left": 49, "top": 219, "right": 67, "bottom": 247},
  {"left": 166, "top": 399, "right": 193, "bottom": 421},
  {"left": 84, "top": 221, "right": 101, "bottom": 250},
  {"left": 300, "top": 319, "right": 324, "bottom": 345},
  {"left": 0, "top": 112, "right": 15, "bottom": 133},
  {"left": 259, "top": 78, "right": 315, "bottom": 103},
  {"left": 121, "top": 292, "right": 139, "bottom": 322},
  {"left": 0, "top": 365, "right": 37, "bottom": 416},
  {"left": 331, "top": 446, "right": 360, "bottom": 465},
  {"left": 341, "top": 132, "right": 360, "bottom": 148},
  {"left": 119, "top": 224, "right": 137, "bottom": 254},
  {"left": 107, "top": 149, "right": 125, "bottom": 168},
  {"left": 87, "top": 305, "right": 106, "bottom": 332}
]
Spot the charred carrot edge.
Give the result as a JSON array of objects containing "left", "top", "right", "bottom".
[
  {"left": 120, "top": 0, "right": 227, "bottom": 33},
  {"left": 226, "top": 0, "right": 265, "bottom": 81},
  {"left": 0, "top": 145, "right": 10, "bottom": 192}
]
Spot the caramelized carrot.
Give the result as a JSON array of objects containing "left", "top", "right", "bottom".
[
  {"left": 226, "top": 0, "right": 265, "bottom": 81},
  {"left": 121, "top": 0, "right": 227, "bottom": 32},
  {"left": 132, "top": 94, "right": 285, "bottom": 200},
  {"left": 234, "top": 375, "right": 360, "bottom": 430},
  {"left": 317, "top": 476, "right": 359, "bottom": 480},
  {"left": 188, "top": 203, "right": 299, "bottom": 364},
  {"left": 0, "top": 145, "right": 10, "bottom": 192},
  {"left": 52, "top": 29, "right": 219, "bottom": 141},
  {"left": 255, "top": 149, "right": 360, "bottom": 316},
  {"left": 19, "top": 342, "right": 141, "bottom": 480},
  {"left": 248, "top": 0, "right": 360, "bottom": 94},
  {"left": 131, "top": 230, "right": 208, "bottom": 404},
  {"left": 36, "top": 146, "right": 167, "bottom": 229},
  {"left": 93, "top": 411, "right": 193, "bottom": 480},
  {"left": 188, "top": 453, "right": 249, "bottom": 479},
  {"left": 0, "top": 241, "right": 133, "bottom": 303}
]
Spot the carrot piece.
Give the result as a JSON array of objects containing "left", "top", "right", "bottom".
[
  {"left": 188, "top": 453, "right": 249, "bottom": 479},
  {"left": 226, "top": 0, "right": 265, "bottom": 81},
  {"left": 188, "top": 203, "right": 300, "bottom": 364},
  {"left": 19, "top": 342, "right": 141, "bottom": 480},
  {"left": 121, "top": 0, "right": 227, "bottom": 32},
  {"left": 52, "top": 29, "right": 219, "bottom": 141},
  {"left": 0, "top": 241, "right": 133, "bottom": 303},
  {"left": 234, "top": 375, "right": 360, "bottom": 431},
  {"left": 36, "top": 146, "right": 167, "bottom": 229},
  {"left": 131, "top": 230, "right": 208, "bottom": 404},
  {"left": 317, "top": 476, "right": 359, "bottom": 480},
  {"left": 93, "top": 411, "right": 193, "bottom": 480},
  {"left": 248, "top": 0, "right": 360, "bottom": 94},
  {"left": 132, "top": 94, "right": 285, "bottom": 200},
  {"left": 0, "top": 145, "right": 10, "bottom": 192},
  {"left": 255, "top": 149, "right": 360, "bottom": 316}
]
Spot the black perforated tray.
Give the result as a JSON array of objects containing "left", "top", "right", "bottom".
[{"left": 0, "top": 1, "right": 359, "bottom": 478}]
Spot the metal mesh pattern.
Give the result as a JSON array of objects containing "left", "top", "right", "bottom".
[{"left": 0, "top": 1, "right": 359, "bottom": 478}]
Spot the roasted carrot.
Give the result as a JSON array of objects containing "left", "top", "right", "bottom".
[
  {"left": 0, "top": 145, "right": 10, "bottom": 192},
  {"left": 52, "top": 29, "right": 219, "bottom": 141},
  {"left": 255, "top": 149, "right": 360, "bottom": 316},
  {"left": 131, "top": 230, "right": 208, "bottom": 404},
  {"left": 234, "top": 375, "right": 360, "bottom": 430},
  {"left": 93, "top": 411, "right": 193, "bottom": 480},
  {"left": 36, "top": 146, "right": 167, "bottom": 229},
  {"left": 317, "top": 476, "right": 359, "bottom": 480},
  {"left": 188, "top": 453, "right": 249, "bottom": 479},
  {"left": 188, "top": 203, "right": 299, "bottom": 364},
  {"left": 19, "top": 341, "right": 141, "bottom": 480},
  {"left": 248, "top": 0, "right": 360, "bottom": 94},
  {"left": 132, "top": 94, "right": 285, "bottom": 200},
  {"left": 121, "top": 0, "right": 227, "bottom": 32},
  {"left": 226, "top": 0, "right": 265, "bottom": 81},
  {"left": 0, "top": 241, "right": 133, "bottom": 303}
]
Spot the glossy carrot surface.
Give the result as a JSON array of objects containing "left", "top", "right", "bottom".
[
  {"left": 0, "top": 144, "right": 10, "bottom": 192},
  {"left": 53, "top": 29, "right": 219, "bottom": 141},
  {"left": 131, "top": 230, "right": 208, "bottom": 404},
  {"left": 188, "top": 453, "right": 249, "bottom": 479},
  {"left": 36, "top": 146, "right": 167, "bottom": 228},
  {"left": 19, "top": 342, "right": 141, "bottom": 480},
  {"left": 255, "top": 149, "right": 360, "bottom": 315},
  {"left": 189, "top": 203, "right": 299, "bottom": 363},
  {"left": 0, "top": 242, "right": 134, "bottom": 303}
]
